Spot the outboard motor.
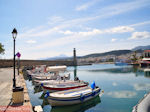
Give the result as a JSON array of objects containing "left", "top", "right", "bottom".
[{"left": 74, "top": 76, "right": 79, "bottom": 81}]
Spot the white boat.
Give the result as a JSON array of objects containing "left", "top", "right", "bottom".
[
  {"left": 132, "top": 92, "right": 150, "bottom": 112},
  {"left": 33, "top": 75, "right": 58, "bottom": 80},
  {"left": 33, "top": 76, "right": 74, "bottom": 87},
  {"left": 46, "top": 66, "right": 67, "bottom": 72},
  {"left": 42, "top": 80, "right": 88, "bottom": 93},
  {"left": 140, "top": 50, "right": 150, "bottom": 67},
  {"left": 45, "top": 86, "right": 101, "bottom": 106},
  {"left": 31, "top": 65, "right": 68, "bottom": 80}
]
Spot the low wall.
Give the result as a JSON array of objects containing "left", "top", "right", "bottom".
[{"left": 0, "top": 59, "right": 74, "bottom": 68}]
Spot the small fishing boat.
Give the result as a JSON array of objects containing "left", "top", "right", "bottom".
[
  {"left": 132, "top": 92, "right": 150, "bottom": 112},
  {"left": 33, "top": 75, "right": 58, "bottom": 80},
  {"left": 42, "top": 81, "right": 88, "bottom": 93},
  {"left": 33, "top": 77, "right": 75, "bottom": 87},
  {"left": 31, "top": 65, "right": 68, "bottom": 80},
  {"left": 140, "top": 50, "right": 150, "bottom": 67},
  {"left": 45, "top": 82, "right": 101, "bottom": 106},
  {"left": 46, "top": 66, "right": 67, "bottom": 72},
  {"left": 32, "top": 73, "right": 70, "bottom": 82}
]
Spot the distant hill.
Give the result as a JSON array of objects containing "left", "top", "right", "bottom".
[
  {"left": 43, "top": 45, "right": 149, "bottom": 60},
  {"left": 80, "top": 50, "right": 132, "bottom": 58},
  {"left": 46, "top": 54, "right": 70, "bottom": 60},
  {"left": 132, "top": 45, "right": 150, "bottom": 51}
]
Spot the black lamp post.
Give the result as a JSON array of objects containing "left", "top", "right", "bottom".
[{"left": 12, "top": 28, "right": 17, "bottom": 88}]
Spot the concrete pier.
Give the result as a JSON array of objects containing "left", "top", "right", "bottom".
[{"left": 0, "top": 68, "right": 32, "bottom": 112}]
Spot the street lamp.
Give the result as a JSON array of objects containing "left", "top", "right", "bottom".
[
  {"left": 12, "top": 28, "right": 17, "bottom": 88},
  {"left": 12, "top": 29, "right": 24, "bottom": 104}
]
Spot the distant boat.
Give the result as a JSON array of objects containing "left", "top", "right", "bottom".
[
  {"left": 45, "top": 86, "right": 101, "bottom": 106},
  {"left": 115, "top": 59, "right": 128, "bottom": 66},
  {"left": 140, "top": 50, "right": 150, "bottom": 67}
]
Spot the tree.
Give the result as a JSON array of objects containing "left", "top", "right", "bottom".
[
  {"left": 131, "top": 51, "right": 138, "bottom": 63},
  {"left": 0, "top": 43, "right": 5, "bottom": 54}
]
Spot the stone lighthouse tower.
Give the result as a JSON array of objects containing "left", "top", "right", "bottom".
[{"left": 73, "top": 48, "right": 77, "bottom": 66}]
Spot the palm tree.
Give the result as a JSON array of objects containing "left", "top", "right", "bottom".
[{"left": 131, "top": 51, "right": 138, "bottom": 63}]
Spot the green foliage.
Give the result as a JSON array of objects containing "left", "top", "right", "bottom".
[
  {"left": 131, "top": 51, "right": 138, "bottom": 62},
  {"left": 0, "top": 43, "right": 5, "bottom": 54}
]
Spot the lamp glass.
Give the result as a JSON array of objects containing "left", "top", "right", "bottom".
[{"left": 12, "top": 28, "right": 17, "bottom": 39}]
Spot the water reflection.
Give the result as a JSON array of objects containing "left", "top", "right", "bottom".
[
  {"left": 106, "top": 91, "right": 137, "bottom": 98},
  {"left": 87, "top": 65, "right": 150, "bottom": 79},
  {"left": 74, "top": 66, "right": 77, "bottom": 79},
  {"left": 34, "top": 86, "right": 43, "bottom": 93},
  {"left": 88, "top": 67, "right": 133, "bottom": 74},
  {"left": 23, "top": 65, "right": 150, "bottom": 112},
  {"left": 136, "top": 68, "right": 150, "bottom": 78},
  {"left": 50, "top": 96, "right": 101, "bottom": 112}
]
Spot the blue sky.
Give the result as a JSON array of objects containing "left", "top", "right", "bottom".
[{"left": 0, "top": 0, "right": 150, "bottom": 59}]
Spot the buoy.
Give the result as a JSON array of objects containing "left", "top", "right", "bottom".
[
  {"left": 44, "top": 91, "right": 50, "bottom": 98},
  {"left": 91, "top": 81, "right": 96, "bottom": 90},
  {"left": 41, "top": 83, "right": 44, "bottom": 87}
]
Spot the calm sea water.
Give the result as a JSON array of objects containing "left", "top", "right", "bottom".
[{"left": 24, "top": 64, "right": 150, "bottom": 112}]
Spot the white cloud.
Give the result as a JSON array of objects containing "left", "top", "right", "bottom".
[
  {"left": 129, "top": 31, "right": 150, "bottom": 40},
  {"left": 111, "top": 38, "right": 117, "bottom": 42},
  {"left": 60, "top": 30, "right": 74, "bottom": 35},
  {"left": 47, "top": 16, "right": 64, "bottom": 25},
  {"left": 133, "top": 83, "right": 150, "bottom": 91},
  {"left": 31, "top": 26, "right": 134, "bottom": 50},
  {"left": 26, "top": 40, "right": 36, "bottom": 44},
  {"left": 31, "top": 25, "right": 134, "bottom": 50},
  {"left": 78, "top": 29, "right": 102, "bottom": 36},
  {"left": 105, "top": 26, "right": 134, "bottom": 33},
  {"left": 75, "top": 0, "right": 100, "bottom": 11},
  {"left": 106, "top": 91, "right": 137, "bottom": 98},
  {"left": 97, "top": 0, "right": 150, "bottom": 19},
  {"left": 61, "top": 26, "right": 134, "bottom": 36},
  {"left": 130, "top": 20, "right": 150, "bottom": 27},
  {"left": 112, "top": 82, "right": 117, "bottom": 86}
]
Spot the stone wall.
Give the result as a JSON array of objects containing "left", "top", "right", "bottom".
[{"left": 0, "top": 59, "right": 74, "bottom": 68}]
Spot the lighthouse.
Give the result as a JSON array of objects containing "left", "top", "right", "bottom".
[{"left": 73, "top": 48, "right": 77, "bottom": 66}]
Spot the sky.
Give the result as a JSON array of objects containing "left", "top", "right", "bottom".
[{"left": 0, "top": 0, "right": 150, "bottom": 59}]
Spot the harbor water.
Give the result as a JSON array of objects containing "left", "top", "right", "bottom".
[{"left": 24, "top": 64, "right": 150, "bottom": 112}]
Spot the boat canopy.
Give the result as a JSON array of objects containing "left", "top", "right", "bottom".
[
  {"left": 46, "top": 66, "right": 67, "bottom": 72},
  {"left": 142, "top": 58, "right": 150, "bottom": 61}
]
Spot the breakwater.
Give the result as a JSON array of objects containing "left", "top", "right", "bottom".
[{"left": 0, "top": 59, "right": 74, "bottom": 68}]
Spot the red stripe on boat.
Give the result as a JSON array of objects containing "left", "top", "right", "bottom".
[{"left": 43, "top": 84, "right": 87, "bottom": 91}]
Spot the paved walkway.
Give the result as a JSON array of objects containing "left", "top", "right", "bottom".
[
  {"left": 0, "top": 68, "right": 32, "bottom": 112},
  {"left": 0, "top": 68, "right": 13, "bottom": 106}
]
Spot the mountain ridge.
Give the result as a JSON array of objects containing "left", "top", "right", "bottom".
[{"left": 44, "top": 45, "right": 150, "bottom": 60}]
